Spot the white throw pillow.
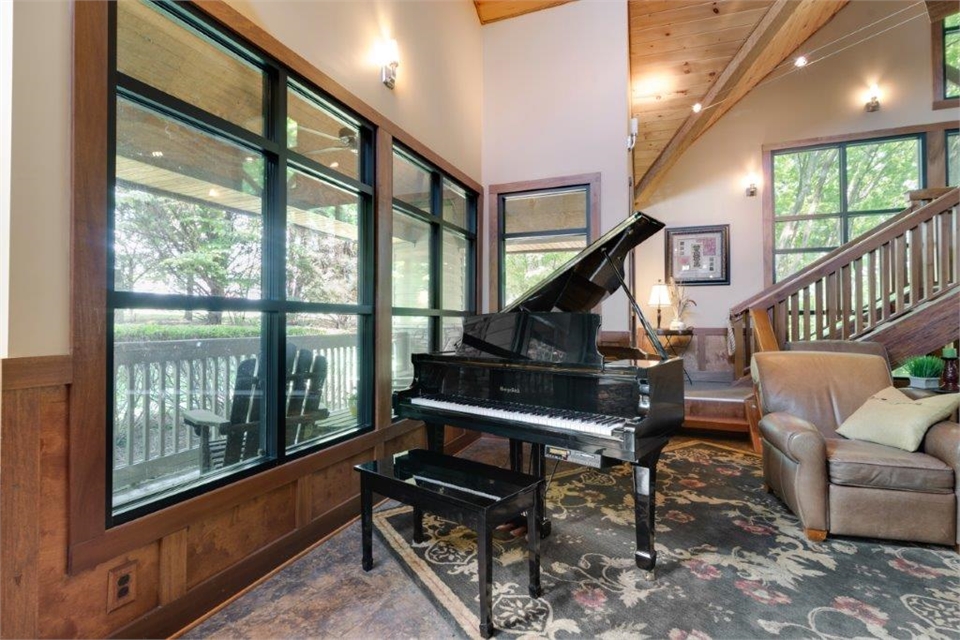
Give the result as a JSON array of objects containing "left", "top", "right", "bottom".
[{"left": 836, "top": 386, "right": 959, "bottom": 451}]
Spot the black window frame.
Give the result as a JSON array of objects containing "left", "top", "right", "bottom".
[
  {"left": 390, "top": 144, "right": 477, "bottom": 408},
  {"left": 770, "top": 133, "right": 926, "bottom": 283},
  {"left": 943, "top": 13, "right": 959, "bottom": 100},
  {"left": 108, "top": 0, "right": 377, "bottom": 524},
  {"left": 497, "top": 184, "right": 593, "bottom": 308}
]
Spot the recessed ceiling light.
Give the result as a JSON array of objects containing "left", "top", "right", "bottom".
[
  {"left": 794, "top": 56, "right": 808, "bottom": 68},
  {"left": 151, "top": 150, "right": 163, "bottom": 158},
  {"left": 692, "top": 103, "right": 702, "bottom": 113},
  {"left": 208, "top": 188, "right": 219, "bottom": 197},
  {"left": 330, "top": 161, "right": 340, "bottom": 169}
]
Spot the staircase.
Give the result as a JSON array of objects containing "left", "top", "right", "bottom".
[
  {"left": 730, "top": 188, "right": 959, "bottom": 373},
  {"left": 684, "top": 188, "right": 959, "bottom": 445}
]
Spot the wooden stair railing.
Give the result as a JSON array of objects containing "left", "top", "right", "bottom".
[{"left": 730, "top": 188, "right": 959, "bottom": 373}]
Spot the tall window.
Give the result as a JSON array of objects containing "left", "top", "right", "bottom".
[
  {"left": 391, "top": 147, "right": 476, "bottom": 403},
  {"left": 111, "top": 0, "right": 374, "bottom": 521},
  {"left": 771, "top": 135, "right": 923, "bottom": 281},
  {"left": 498, "top": 185, "right": 592, "bottom": 307},
  {"left": 943, "top": 13, "right": 959, "bottom": 100}
]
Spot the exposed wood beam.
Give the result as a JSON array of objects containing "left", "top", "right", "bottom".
[
  {"left": 473, "top": 0, "right": 575, "bottom": 25},
  {"left": 634, "top": 0, "right": 848, "bottom": 206},
  {"left": 924, "top": 1, "right": 956, "bottom": 23}
]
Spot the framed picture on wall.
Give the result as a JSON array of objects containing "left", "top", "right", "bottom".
[{"left": 665, "top": 225, "right": 730, "bottom": 285}]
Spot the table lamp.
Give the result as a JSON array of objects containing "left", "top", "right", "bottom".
[{"left": 648, "top": 280, "right": 671, "bottom": 330}]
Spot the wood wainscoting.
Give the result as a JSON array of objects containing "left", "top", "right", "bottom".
[
  {"left": 639, "top": 326, "right": 735, "bottom": 383},
  {"left": 0, "top": 355, "right": 477, "bottom": 639}
]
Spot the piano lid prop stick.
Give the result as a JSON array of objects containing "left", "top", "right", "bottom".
[{"left": 600, "top": 248, "right": 670, "bottom": 361}]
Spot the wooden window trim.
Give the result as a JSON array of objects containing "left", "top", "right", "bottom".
[
  {"left": 932, "top": 18, "right": 960, "bottom": 110},
  {"left": 70, "top": 0, "right": 481, "bottom": 574},
  {"left": 760, "top": 121, "right": 956, "bottom": 287},
  {"left": 486, "top": 173, "right": 601, "bottom": 312}
]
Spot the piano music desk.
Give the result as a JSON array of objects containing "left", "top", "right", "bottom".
[{"left": 356, "top": 449, "right": 544, "bottom": 638}]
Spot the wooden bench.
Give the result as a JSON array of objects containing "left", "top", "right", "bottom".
[{"left": 356, "top": 449, "right": 544, "bottom": 638}]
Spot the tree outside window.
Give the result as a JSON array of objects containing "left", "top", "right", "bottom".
[{"left": 771, "top": 136, "right": 922, "bottom": 282}]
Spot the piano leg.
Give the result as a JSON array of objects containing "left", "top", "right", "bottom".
[
  {"left": 632, "top": 446, "right": 664, "bottom": 576},
  {"left": 425, "top": 421, "right": 444, "bottom": 453},
  {"left": 530, "top": 444, "right": 552, "bottom": 539},
  {"left": 509, "top": 438, "right": 524, "bottom": 472}
]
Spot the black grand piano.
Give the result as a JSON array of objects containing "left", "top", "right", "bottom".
[{"left": 393, "top": 210, "right": 684, "bottom": 573}]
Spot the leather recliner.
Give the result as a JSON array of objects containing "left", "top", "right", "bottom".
[{"left": 752, "top": 351, "right": 959, "bottom": 548}]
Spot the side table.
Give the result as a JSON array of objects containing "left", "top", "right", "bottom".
[{"left": 656, "top": 328, "right": 693, "bottom": 384}]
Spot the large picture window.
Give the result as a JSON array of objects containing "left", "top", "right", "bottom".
[
  {"left": 391, "top": 148, "right": 476, "bottom": 403},
  {"left": 110, "top": 0, "right": 375, "bottom": 521},
  {"left": 770, "top": 135, "right": 923, "bottom": 282},
  {"left": 496, "top": 181, "right": 595, "bottom": 307}
]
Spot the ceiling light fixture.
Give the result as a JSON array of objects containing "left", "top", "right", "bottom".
[
  {"left": 151, "top": 150, "right": 163, "bottom": 158},
  {"left": 692, "top": 102, "right": 702, "bottom": 113},
  {"left": 794, "top": 55, "right": 808, "bottom": 68}
]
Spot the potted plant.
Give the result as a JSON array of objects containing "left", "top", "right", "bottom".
[
  {"left": 904, "top": 355, "right": 944, "bottom": 389},
  {"left": 348, "top": 391, "right": 358, "bottom": 417},
  {"left": 667, "top": 278, "right": 696, "bottom": 331}
]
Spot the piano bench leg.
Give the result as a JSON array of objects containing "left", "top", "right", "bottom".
[{"left": 412, "top": 506, "right": 424, "bottom": 544}]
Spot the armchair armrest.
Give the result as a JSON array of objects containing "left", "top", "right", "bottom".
[
  {"left": 923, "top": 421, "right": 960, "bottom": 471},
  {"left": 759, "top": 412, "right": 826, "bottom": 465},
  {"left": 183, "top": 409, "right": 231, "bottom": 437}
]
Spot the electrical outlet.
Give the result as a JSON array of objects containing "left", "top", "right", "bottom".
[{"left": 106, "top": 560, "right": 138, "bottom": 612}]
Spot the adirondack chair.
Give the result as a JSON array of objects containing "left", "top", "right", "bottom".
[{"left": 184, "top": 344, "right": 330, "bottom": 473}]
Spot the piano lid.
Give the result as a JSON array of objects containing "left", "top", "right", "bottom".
[{"left": 502, "top": 211, "right": 664, "bottom": 313}]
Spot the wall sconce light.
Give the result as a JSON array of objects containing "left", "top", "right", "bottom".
[
  {"left": 744, "top": 173, "right": 759, "bottom": 197},
  {"left": 378, "top": 38, "right": 399, "bottom": 89},
  {"left": 627, "top": 116, "right": 638, "bottom": 151},
  {"left": 864, "top": 83, "right": 880, "bottom": 112}
]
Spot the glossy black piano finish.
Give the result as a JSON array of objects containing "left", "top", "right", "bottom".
[{"left": 392, "top": 211, "right": 685, "bottom": 572}]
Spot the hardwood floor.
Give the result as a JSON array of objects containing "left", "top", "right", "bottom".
[{"left": 176, "top": 433, "right": 753, "bottom": 638}]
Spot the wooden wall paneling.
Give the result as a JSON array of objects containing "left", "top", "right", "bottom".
[
  {"left": 927, "top": 125, "right": 947, "bottom": 187},
  {"left": 295, "top": 477, "right": 313, "bottom": 529},
  {"left": 382, "top": 425, "right": 427, "bottom": 457},
  {"left": 185, "top": 484, "right": 297, "bottom": 590},
  {"left": 32, "top": 384, "right": 163, "bottom": 638},
  {"left": 70, "top": 0, "right": 110, "bottom": 553},
  {"left": 1, "top": 390, "right": 40, "bottom": 639},
  {"left": 308, "top": 449, "right": 375, "bottom": 518},
  {"left": 158, "top": 529, "right": 188, "bottom": 605},
  {"left": 0, "top": 355, "right": 73, "bottom": 391}
]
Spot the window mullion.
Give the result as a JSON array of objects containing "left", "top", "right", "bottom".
[{"left": 263, "top": 67, "right": 287, "bottom": 461}]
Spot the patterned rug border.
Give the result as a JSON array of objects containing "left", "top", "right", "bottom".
[{"left": 373, "top": 440, "right": 756, "bottom": 639}]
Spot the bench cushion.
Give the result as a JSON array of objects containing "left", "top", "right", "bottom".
[{"left": 826, "top": 438, "right": 954, "bottom": 494}]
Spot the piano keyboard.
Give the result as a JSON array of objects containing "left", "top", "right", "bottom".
[{"left": 409, "top": 395, "right": 626, "bottom": 438}]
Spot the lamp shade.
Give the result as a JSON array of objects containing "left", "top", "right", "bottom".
[{"left": 648, "top": 283, "right": 671, "bottom": 307}]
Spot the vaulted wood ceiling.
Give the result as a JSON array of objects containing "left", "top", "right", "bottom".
[
  {"left": 630, "top": 0, "right": 849, "bottom": 206},
  {"left": 473, "top": 0, "right": 576, "bottom": 25}
]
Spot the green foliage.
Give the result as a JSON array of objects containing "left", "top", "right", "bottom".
[
  {"left": 115, "top": 323, "right": 322, "bottom": 342},
  {"left": 949, "top": 132, "right": 959, "bottom": 187},
  {"left": 905, "top": 355, "right": 944, "bottom": 378},
  {"left": 504, "top": 251, "right": 576, "bottom": 306},
  {"left": 946, "top": 22, "right": 959, "bottom": 98}
]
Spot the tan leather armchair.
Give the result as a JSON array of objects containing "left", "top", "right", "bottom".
[{"left": 752, "top": 351, "right": 959, "bottom": 548}]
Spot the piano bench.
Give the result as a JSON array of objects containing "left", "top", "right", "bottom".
[{"left": 355, "top": 448, "right": 544, "bottom": 638}]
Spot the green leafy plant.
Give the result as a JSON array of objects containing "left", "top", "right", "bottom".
[{"left": 904, "top": 355, "right": 944, "bottom": 378}]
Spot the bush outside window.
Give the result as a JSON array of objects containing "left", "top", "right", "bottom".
[{"left": 943, "top": 13, "right": 959, "bottom": 100}]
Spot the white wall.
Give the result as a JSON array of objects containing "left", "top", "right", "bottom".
[
  {"left": 6, "top": 0, "right": 72, "bottom": 357},
  {"left": 1, "top": 0, "right": 13, "bottom": 357},
  {"left": 229, "top": 0, "right": 483, "bottom": 180},
  {"left": 638, "top": 0, "right": 958, "bottom": 329},
  {"left": 481, "top": 0, "right": 633, "bottom": 329},
  {"left": 3, "top": 0, "right": 483, "bottom": 358}
]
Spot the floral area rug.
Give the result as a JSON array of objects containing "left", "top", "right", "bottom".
[{"left": 373, "top": 441, "right": 960, "bottom": 639}]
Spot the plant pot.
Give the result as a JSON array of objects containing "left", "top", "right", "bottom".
[
  {"left": 669, "top": 319, "right": 686, "bottom": 331},
  {"left": 908, "top": 376, "right": 941, "bottom": 389}
]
